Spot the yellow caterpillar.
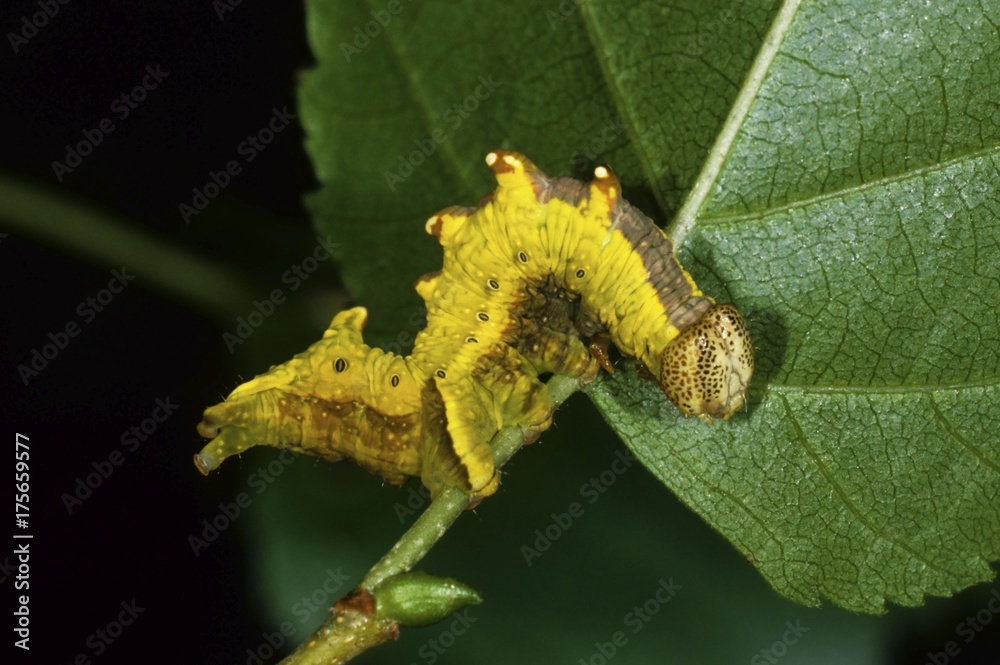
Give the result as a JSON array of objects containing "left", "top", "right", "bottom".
[{"left": 195, "top": 151, "right": 753, "bottom": 502}]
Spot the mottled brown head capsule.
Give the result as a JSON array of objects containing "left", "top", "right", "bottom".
[{"left": 659, "top": 304, "right": 754, "bottom": 421}]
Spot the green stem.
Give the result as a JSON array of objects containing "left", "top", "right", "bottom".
[
  {"left": 281, "top": 374, "right": 583, "bottom": 664},
  {"left": 363, "top": 373, "right": 582, "bottom": 589},
  {"left": 0, "top": 172, "right": 253, "bottom": 317},
  {"left": 280, "top": 590, "right": 398, "bottom": 665}
]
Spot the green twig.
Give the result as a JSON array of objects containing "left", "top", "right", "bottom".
[
  {"left": 0, "top": 172, "right": 253, "bottom": 317},
  {"left": 281, "top": 374, "right": 583, "bottom": 664},
  {"left": 280, "top": 589, "right": 399, "bottom": 665}
]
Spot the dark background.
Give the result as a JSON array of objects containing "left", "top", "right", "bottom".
[
  {"left": 2, "top": 2, "right": 319, "bottom": 663},
  {"left": 2, "top": 2, "right": 997, "bottom": 664}
]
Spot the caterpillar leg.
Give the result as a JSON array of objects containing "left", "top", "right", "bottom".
[
  {"left": 588, "top": 333, "right": 615, "bottom": 375},
  {"left": 635, "top": 361, "right": 656, "bottom": 382},
  {"left": 466, "top": 343, "right": 557, "bottom": 442},
  {"left": 515, "top": 317, "right": 600, "bottom": 386}
]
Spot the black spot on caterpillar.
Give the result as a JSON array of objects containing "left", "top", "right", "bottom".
[{"left": 196, "top": 151, "right": 754, "bottom": 502}]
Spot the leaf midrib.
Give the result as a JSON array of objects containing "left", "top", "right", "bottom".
[
  {"left": 761, "top": 379, "right": 998, "bottom": 395},
  {"left": 667, "top": 0, "right": 806, "bottom": 247}
]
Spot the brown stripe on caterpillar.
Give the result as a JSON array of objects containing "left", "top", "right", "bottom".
[{"left": 611, "top": 200, "right": 714, "bottom": 332}]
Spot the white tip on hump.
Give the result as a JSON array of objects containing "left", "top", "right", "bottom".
[
  {"left": 485, "top": 152, "right": 498, "bottom": 166},
  {"left": 594, "top": 165, "right": 609, "bottom": 179},
  {"left": 424, "top": 215, "right": 439, "bottom": 235}
]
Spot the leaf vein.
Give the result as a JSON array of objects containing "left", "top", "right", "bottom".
[
  {"left": 779, "top": 395, "right": 961, "bottom": 579},
  {"left": 698, "top": 143, "right": 1000, "bottom": 226},
  {"left": 369, "top": 0, "right": 480, "bottom": 200},
  {"left": 927, "top": 394, "right": 1000, "bottom": 475}
]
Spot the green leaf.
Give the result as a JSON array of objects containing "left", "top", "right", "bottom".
[
  {"left": 594, "top": 0, "right": 1000, "bottom": 613},
  {"left": 299, "top": 0, "right": 1000, "bottom": 614}
]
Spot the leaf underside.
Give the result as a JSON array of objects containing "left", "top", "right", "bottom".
[{"left": 300, "top": 0, "right": 1000, "bottom": 613}]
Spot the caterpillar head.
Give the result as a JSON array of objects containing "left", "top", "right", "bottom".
[{"left": 659, "top": 304, "right": 753, "bottom": 422}]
